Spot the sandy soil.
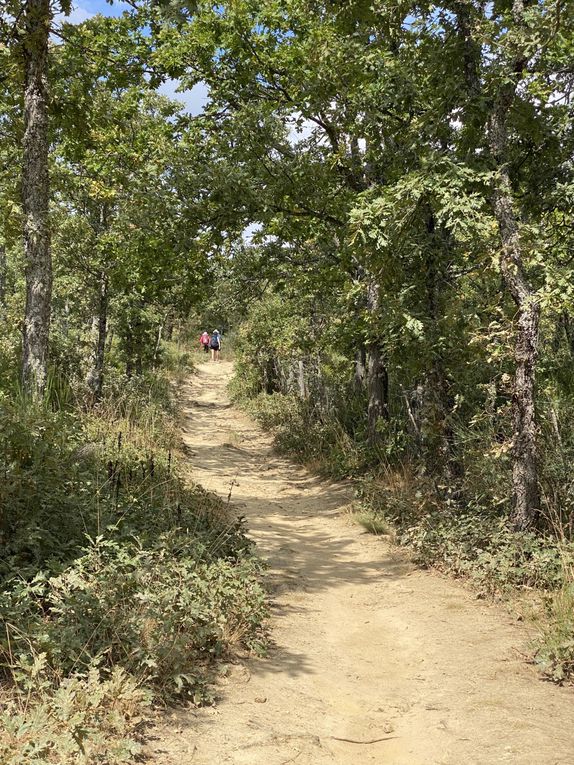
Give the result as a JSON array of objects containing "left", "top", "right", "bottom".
[{"left": 150, "top": 360, "right": 574, "bottom": 764}]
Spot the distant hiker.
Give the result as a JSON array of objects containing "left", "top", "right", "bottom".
[
  {"left": 210, "top": 329, "right": 222, "bottom": 361},
  {"left": 200, "top": 330, "right": 210, "bottom": 353}
]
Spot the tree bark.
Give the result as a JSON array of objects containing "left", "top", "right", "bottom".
[
  {"left": 454, "top": 0, "right": 481, "bottom": 102},
  {"left": 297, "top": 358, "right": 307, "bottom": 399},
  {"left": 367, "top": 345, "right": 389, "bottom": 446},
  {"left": 263, "top": 355, "right": 279, "bottom": 394},
  {"left": 488, "top": 0, "right": 540, "bottom": 530},
  {"left": 86, "top": 271, "right": 109, "bottom": 402},
  {"left": 453, "top": 0, "right": 483, "bottom": 152},
  {"left": 555, "top": 311, "right": 574, "bottom": 359},
  {"left": 354, "top": 346, "right": 366, "bottom": 391},
  {"left": 21, "top": 0, "right": 52, "bottom": 397},
  {"left": 506, "top": 292, "right": 540, "bottom": 530},
  {"left": 153, "top": 319, "right": 164, "bottom": 368}
]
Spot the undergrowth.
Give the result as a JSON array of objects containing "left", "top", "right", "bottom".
[
  {"left": 356, "top": 472, "right": 569, "bottom": 593},
  {"left": 0, "top": 343, "right": 267, "bottom": 764},
  {"left": 238, "top": 391, "right": 364, "bottom": 479}
]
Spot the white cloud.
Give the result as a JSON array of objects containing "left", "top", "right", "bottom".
[
  {"left": 55, "top": 3, "right": 94, "bottom": 25},
  {"left": 156, "top": 79, "right": 210, "bottom": 117},
  {"left": 243, "top": 222, "right": 263, "bottom": 243},
  {"left": 67, "top": 5, "right": 93, "bottom": 24},
  {"left": 286, "top": 113, "right": 315, "bottom": 144}
]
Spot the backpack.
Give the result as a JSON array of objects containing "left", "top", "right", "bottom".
[
  {"left": 201, "top": 332, "right": 210, "bottom": 345},
  {"left": 210, "top": 334, "right": 220, "bottom": 349}
]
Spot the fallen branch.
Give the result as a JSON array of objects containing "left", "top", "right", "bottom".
[{"left": 330, "top": 735, "right": 397, "bottom": 745}]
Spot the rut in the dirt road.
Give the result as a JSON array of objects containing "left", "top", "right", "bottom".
[{"left": 150, "top": 361, "right": 574, "bottom": 765}]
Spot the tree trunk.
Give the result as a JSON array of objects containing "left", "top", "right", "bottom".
[
  {"left": 453, "top": 0, "right": 482, "bottom": 154},
  {"left": 21, "top": 0, "right": 52, "bottom": 397},
  {"left": 420, "top": 362, "right": 463, "bottom": 483},
  {"left": 354, "top": 346, "right": 366, "bottom": 391},
  {"left": 86, "top": 271, "right": 109, "bottom": 402},
  {"left": 556, "top": 311, "right": 574, "bottom": 359},
  {"left": 297, "top": 358, "right": 307, "bottom": 399},
  {"left": 508, "top": 298, "right": 540, "bottom": 529},
  {"left": 365, "top": 281, "right": 389, "bottom": 446},
  {"left": 153, "top": 320, "right": 164, "bottom": 368},
  {"left": 106, "top": 327, "right": 115, "bottom": 355},
  {"left": 488, "top": 9, "right": 540, "bottom": 529},
  {"left": 367, "top": 345, "right": 389, "bottom": 446},
  {"left": 420, "top": 211, "right": 463, "bottom": 481},
  {"left": 263, "top": 355, "right": 279, "bottom": 394}
]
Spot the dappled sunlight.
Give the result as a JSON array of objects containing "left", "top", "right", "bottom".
[{"left": 148, "top": 361, "right": 574, "bottom": 765}]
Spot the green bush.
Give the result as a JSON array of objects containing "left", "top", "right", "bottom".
[
  {"left": 0, "top": 347, "right": 268, "bottom": 761},
  {"left": 242, "top": 392, "right": 363, "bottom": 479},
  {"left": 0, "top": 366, "right": 250, "bottom": 579},
  {"left": 0, "top": 401, "right": 91, "bottom": 578},
  {"left": 0, "top": 535, "right": 267, "bottom": 703}
]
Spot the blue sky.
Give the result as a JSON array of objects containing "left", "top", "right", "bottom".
[
  {"left": 66, "top": 0, "right": 133, "bottom": 22},
  {"left": 60, "top": 1, "right": 209, "bottom": 115}
]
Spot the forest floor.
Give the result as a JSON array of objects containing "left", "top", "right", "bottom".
[{"left": 150, "top": 360, "right": 574, "bottom": 765}]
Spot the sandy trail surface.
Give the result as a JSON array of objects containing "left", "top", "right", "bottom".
[{"left": 152, "top": 360, "right": 574, "bottom": 764}]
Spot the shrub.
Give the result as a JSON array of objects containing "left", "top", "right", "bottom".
[
  {"left": 242, "top": 392, "right": 363, "bottom": 479},
  {"left": 0, "top": 534, "right": 267, "bottom": 704},
  {"left": 0, "top": 367, "right": 251, "bottom": 580},
  {"left": 0, "top": 348, "right": 269, "bottom": 760},
  {"left": 0, "top": 401, "right": 90, "bottom": 578},
  {"left": 0, "top": 665, "right": 149, "bottom": 765}
]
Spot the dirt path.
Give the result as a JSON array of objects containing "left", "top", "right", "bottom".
[{"left": 153, "top": 360, "right": 574, "bottom": 764}]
